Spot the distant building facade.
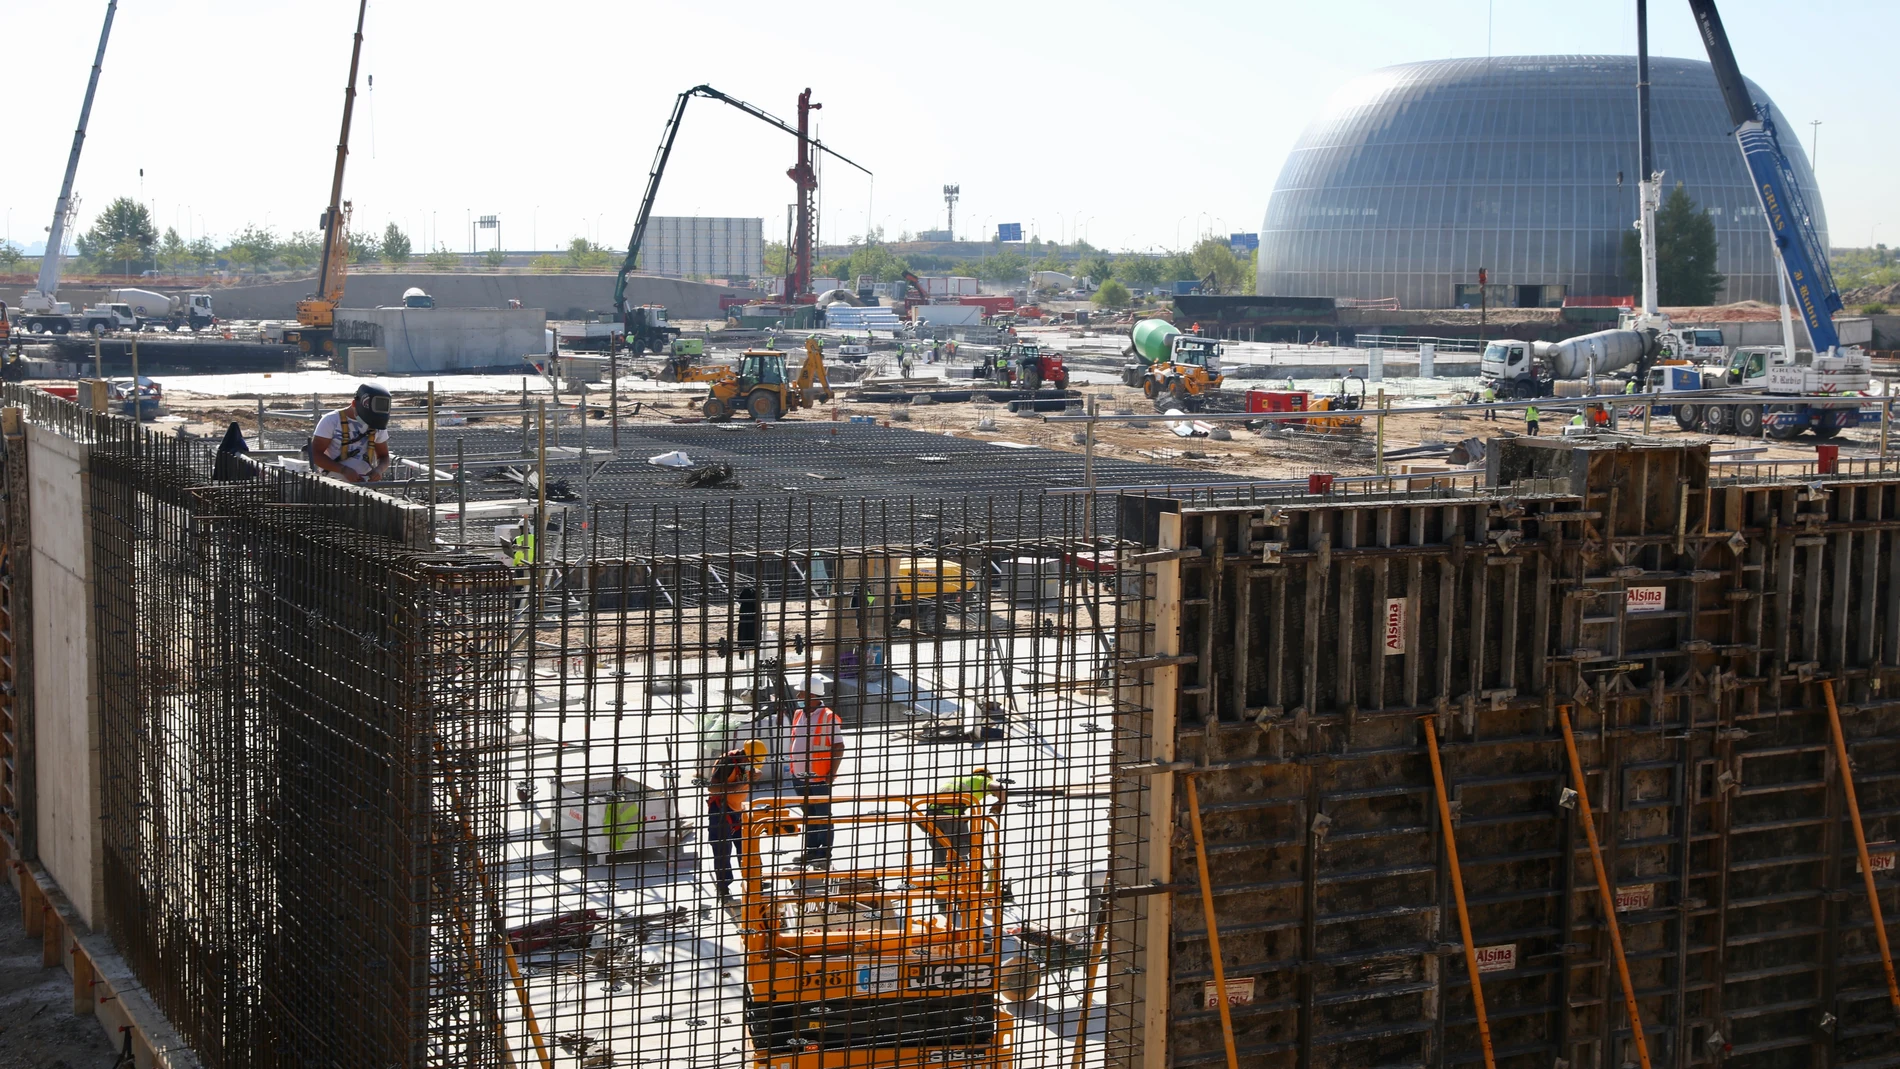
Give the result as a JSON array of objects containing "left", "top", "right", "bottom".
[
  {"left": 646, "top": 217, "right": 764, "bottom": 278},
  {"left": 1257, "top": 56, "right": 1825, "bottom": 310}
]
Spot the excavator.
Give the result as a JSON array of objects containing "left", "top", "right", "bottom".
[
  {"left": 682, "top": 337, "right": 833, "bottom": 422},
  {"left": 283, "top": 0, "right": 365, "bottom": 359}
]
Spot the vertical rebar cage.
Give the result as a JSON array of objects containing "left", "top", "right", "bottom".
[{"left": 61, "top": 388, "right": 1156, "bottom": 1068}]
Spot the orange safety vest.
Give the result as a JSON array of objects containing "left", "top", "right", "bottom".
[
  {"left": 789, "top": 706, "right": 840, "bottom": 780},
  {"left": 706, "top": 747, "right": 753, "bottom": 810}
]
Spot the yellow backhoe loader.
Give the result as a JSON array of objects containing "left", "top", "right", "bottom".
[{"left": 702, "top": 338, "right": 832, "bottom": 422}]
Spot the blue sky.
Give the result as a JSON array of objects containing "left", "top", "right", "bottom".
[{"left": 4, "top": 0, "right": 1890, "bottom": 255}]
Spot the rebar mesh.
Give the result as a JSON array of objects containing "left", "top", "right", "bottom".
[{"left": 68, "top": 389, "right": 1157, "bottom": 1069}]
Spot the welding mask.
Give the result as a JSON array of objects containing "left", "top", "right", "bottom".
[{"left": 353, "top": 382, "right": 393, "bottom": 430}]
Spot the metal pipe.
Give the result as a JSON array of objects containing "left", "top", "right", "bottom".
[
  {"left": 1421, "top": 715, "right": 1496, "bottom": 1069},
  {"left": 426, "top": 381, "right": 437, "bottom": 543},
  {"left": 1822, "top": 679, "right": 1900, "bottom": 1016},
  {"left": 1068, "top": 879, "right": 1115, "bottom": 1069},
  {"left": 129, "top": 337, "right": 138, "bottom": 420},
  {"left": 1185, "top": 775, "right": 1240, "bottom": 1069},
  {"left": 457, "top": 437, "right": 467, "bottom": 547},
  {"left": 1040, "top": 389, "right": 1874, "bottom": 425},
  {"left": 1375, "top": 386, "right": 1387, "bottom": 476},
  {"left": 1557, "top": 704, "right": 1653, "bottom": 1069}
]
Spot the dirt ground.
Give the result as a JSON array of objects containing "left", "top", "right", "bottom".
[
  {"left": 0, "top": 882, "right": 117, "bottom": 1069},
  {"left": 154, "top": 376, "right": 1852, "bottom": 487}
]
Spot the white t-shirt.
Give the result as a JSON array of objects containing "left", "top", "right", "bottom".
[{"left": 313, "top": 409, "right": 388, "bottom": 476}]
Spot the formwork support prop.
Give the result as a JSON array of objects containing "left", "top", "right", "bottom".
[
  {"left": 1420, "top": 715, "right": 1496, "bottom": 1069},
  {"left": 1821, "top": 679, "right": 1900, "bottom": 1017},
  {"left": 1557, "top": 704, "right": 1653, "bottom": 1069},
  {"left": 1184, "top": 774, "right": 1240, "bottom": 1069}
]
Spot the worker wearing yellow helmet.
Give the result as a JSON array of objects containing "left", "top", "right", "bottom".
[
  {"left": 924, "top": 765, "right": 1006, "bottom": 867},
  {"left": 701, "top": 738, "right": 768, "bottom": 901}
]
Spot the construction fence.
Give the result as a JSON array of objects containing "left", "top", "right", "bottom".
[{"left": 23, "top": 387, "right": 1163, "bottom": 1069}]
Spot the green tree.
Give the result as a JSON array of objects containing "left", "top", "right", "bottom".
[
  {"left": 156, "top": 228, "right": 189, "bottom": 272},
  {"left": 77, "top": 197, "right": 157, "bottom": 271},
  {"left": 973, "top": 249, "right": 1028, "bottom": 283},
  {"left": 764, "top": 240, "right": 788, "bottom": 276},
  {"left": 484, "top": 247, "right": 507, "bottom": 268},
  {"left": 1075, "top": 254, "right": 1115, "bottom": 285},
  {"left": 1092, "top": 279, "right": 1132, "bottom": 308},
  {"left": 565, "top": 237, "right": 610, "bottom": 270},
  {"left": 0, "top": 242, "right": 22, "bottom": 271},
  {"left": 1832, "top": 245, "right": 1899, "bottom": 290},
  {"left": 186, "top": 236, "right": 217, "bottom": 271},
  {"left": 347, "top": 230, "right": 382, "bottom": 265},
  {"left": 1620, "top": 183, "right": 1725, "bottom": 305},
  {"left": 530, "top": 253, "right": 564, "bottom": 272},
  {"left": 1189, "top": 237, "right": 1246, "bottom": 295},
  {"left": 381, "top": 222, "right": 413, "bottom": 265},
  {"left": 1158, "top": 250, "right": 1198, "bottom": 282},
  {"left": 1114, "top": 254, "right": 1163, "bottom": 287},
  {"left": 278, "top": 230, "right": 322, "bottom": 272},
  {"left": 221, "top": 224, "right": 279, "bottom": 273},
  {"left": 426, "top": 244, "right": 459, "bottom": 270}
]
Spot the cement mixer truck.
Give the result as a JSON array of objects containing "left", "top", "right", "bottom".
[
  {"left": 102, "top": 288, "right": 216, "bottom": 332},
  {"left": 1120, "top": 319, "right": 1225, "bottom": 409},
  {"left": 1480, "top": 328, "right": 1664, "bottom": 399}
]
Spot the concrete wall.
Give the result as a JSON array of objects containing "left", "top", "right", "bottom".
[
  {"left": 35, "top": 274, "right": 765, "bottom": 322},
  {"left": 334, "top": 306, "right": 548, "bottom": 374},
  {"left": 26, "top": 425, "right": 101, "bottom": 929}
]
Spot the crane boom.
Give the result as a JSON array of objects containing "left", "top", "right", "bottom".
[
  {"left": 612, "top": 85, "right": 870, "bottom": 321},
  {"left": 315, "top": 0, "right": 368, "bottom": 305},
  {"left": 1685, "top": 0, "right": 1843, "bottom": 352},
  {"left": 30, "top": 0, "right": 117, "bottom": 311}
]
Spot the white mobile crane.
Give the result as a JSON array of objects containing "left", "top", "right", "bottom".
[{"left": 17, "top": 2, "right": 116, "bottom": 336}]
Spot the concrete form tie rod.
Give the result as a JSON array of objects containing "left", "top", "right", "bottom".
[
  {"left": 1557, "top": 704, "right": 1653, "bottom": 1069},
  {"left": 1068, "top": 879, "right": 1115, "bottom": 1069},
  {"left": 1421, "top": 715, "right": 1496, "bottom": 1069},
  {"left": 1185, "top": 774, "right": 1240, "bottom": 1069},
  {"left": 1822, "top": 679, "right": 1900, "bottom": 1018}
]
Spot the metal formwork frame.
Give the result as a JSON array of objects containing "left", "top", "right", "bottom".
[{"left": 1150, "top": 437, "right": 1900, "bottom": 1069}]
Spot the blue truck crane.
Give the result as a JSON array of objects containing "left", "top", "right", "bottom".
[{"left": 1677, "top": 0, "right": 1869, "bottom": 439}]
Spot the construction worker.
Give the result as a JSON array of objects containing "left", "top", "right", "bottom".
[
  {"left": 1569, "top": 410, "right": 1587, "bottom": 429},
  {"left": 700, "top": 738, "right": 768, "bottom": 901},
  {"left": 924, "top": 766, "right": 1005, "bottom": 867},
  {"left": 311, "top": 383, "right": 392, "bottom": 483},
  {"left": 1481, "top": 383, "right": 1497, "bottom": 421},
  {"left": 1525, "top": 404, "right": 1540, "bottom": 436},
  {"left": 900, "top": 349, "right": 916, "bottom": 378},
  {"left": 788, "top": 692, "right": 844, "bottom": 866},
  {"left": 994, "top": 351, "right": 1011, "bottom": 383}
]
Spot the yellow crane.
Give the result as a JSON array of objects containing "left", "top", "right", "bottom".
[{"left": 285, "top": 0, "right": 366, "bottom": 358}]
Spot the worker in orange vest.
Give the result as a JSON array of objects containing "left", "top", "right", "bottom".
[
  {"left": 700, "top": 739, "right": 767, "bottom": 902},
  {"left": 788, "top": 691, "right": 844, "bottom": 867}
]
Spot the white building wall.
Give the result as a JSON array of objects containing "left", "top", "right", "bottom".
[{"left": 647, "top": 217, "right": 764, "bottom": 278}]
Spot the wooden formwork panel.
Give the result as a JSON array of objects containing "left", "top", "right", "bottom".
[{"left": 1150, "top": 438, "right": 1900, "bottom": 1069}]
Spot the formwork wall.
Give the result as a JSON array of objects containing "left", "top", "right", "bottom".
[{"left": 1155, "top": 437, "right": 1900, "bottom": 1069}]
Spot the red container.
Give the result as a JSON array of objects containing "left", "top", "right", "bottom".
[
  {"left": 1308, "top": 472, "right": 1336, "bottom": 494},
  {"left": 1816, "top": 444, "right": 1839, "bottom": 474}
]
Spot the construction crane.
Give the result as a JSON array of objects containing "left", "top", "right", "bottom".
[
  {"left": 613, "top": 85, "right": 869, "bottom": 334},
  {"left": 1686, "top": 0, "right": 1844, "bottom": 355},
  {"left": 1676, "top": 0, "right": 1869, "bottom": 439},
  {"left": 285, "top": 0, "right": 367, "bottom": 358},
  {"left": 19, "top": 1, "right": 117, "bottom": 325}
]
